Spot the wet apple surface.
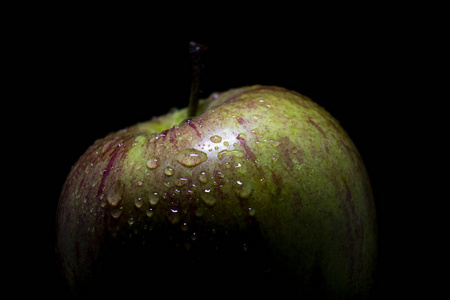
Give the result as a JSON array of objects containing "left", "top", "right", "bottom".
[{"left": 57, "top": 85, "right": 376, "bottom": 298}]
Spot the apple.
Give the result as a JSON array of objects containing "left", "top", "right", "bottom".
[{"left": 56, "top": 85, "right": 376, "bottom": 298}]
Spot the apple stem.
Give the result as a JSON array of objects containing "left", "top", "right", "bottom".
[{"left": 188, "top": 41, "right": 208, "bottom": 118}]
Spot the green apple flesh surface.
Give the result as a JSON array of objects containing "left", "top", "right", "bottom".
[{"left": 56, "top": 85, "right": 376, "bottom": 298}]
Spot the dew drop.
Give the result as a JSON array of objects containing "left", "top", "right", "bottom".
[
  {"left": 135, "top": 197, "right": 143, "bottom": 208},
  {"left": 270, "top": 139, "right": 281, "bottom": 147},
  {"left": 176, "top": 148, "right": 208, "bottom": 167},
  {"left": 127, "top": 217, "right": 135, "bottom": 226},
  {"left": 167, "top": 209, "right": 180, "bottom": 224},
  {"left": 201, "top": 189, "right": 216, "bottom": 206},
  {"left": 149, "top": 192, "right": 159, "bottom": 205},
  {"left": 110, "top": 206, "right": 123, "bottom": 219},
  {"left": 217, "top": 149, "right": 244, "bottom": 160},
  {"left": 235, "top": 181, "right": 253, "bottom": 199},
  {"left": 74, "top": 188, "right": 82, "bottom": 199},
  {"left": 181, "top": 222, "right": 189, "bottom": 232},
  {"left": 236, "top": 133, "right": 247, "bottom": 140},
  {"left": 106, "top": 180, "right": 124, "bottom": 206},
  {"left": 223, "top": 141, "right": 230, "bottom": 147},
  {"left": 146, "top": 158, "right": 159, "bottom": 169},
  {"left": 164, "top": 166, "right": 175, "bottom": 176},
  {"left": 210, "top": 135, "right": 222, "bottom": 143},
  {"left": 175, "top": 177, "right": 189, "bottom": 187},
  {"left": 198, "top": 171, "right": 208, "bottom": 183},
  {"left": 248, "top": 207, "right": 256, "bottom": 216},
  {"left": 84, "top": 163, "right": 94, "bottom": 174},
  {"left": 146, "top": 208, "right": 154, "bottom": 218}
]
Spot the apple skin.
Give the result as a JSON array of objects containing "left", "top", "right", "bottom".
[{"left": 56, "top": 85, "right": 376, "bottom": 298}]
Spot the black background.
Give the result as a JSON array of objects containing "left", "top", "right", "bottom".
[{"left": 12, "top": 6, "right": 437, "bottom": 298}]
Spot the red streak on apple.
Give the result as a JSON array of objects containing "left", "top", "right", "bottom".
[
  {"left": 308, "top": 117, "right": 326, "bottom": 137},
  {"left": 187, "top": 119, "right": 202, "bottom": 138}
]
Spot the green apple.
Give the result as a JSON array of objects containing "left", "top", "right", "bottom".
[{"left": 56, "top": 85, "right": 376, "bottom": 298}]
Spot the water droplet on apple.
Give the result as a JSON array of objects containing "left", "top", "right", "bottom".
[
  {"left": 210, "top": 135, "right": 222, "bottom": 143},
  {"left": 110, "top": 206, "right": 123, "bottom": 218},
  {"left": 164, "top": 166, "right": 175, "bottom": 176},
  {"left": 248, "top": 207, "right": 256, "bottom": 216},
  {"left": 106, "top": 180, "right": 124, "bottom": 206},
  {"left": 198, "top": 171, "right": 208, "bottom": 183},
  {"left": 84, "top": 163, "right": 94, "bottom": 174},
  {"left": 217, "top": 149, "right": 244, "bottom": 160},
  {"left": 167, "top": 208, "right": 180, "bottom": 224},
  {"left": 201, "top": 189, "right": 216, "bottom": 206},
  {"left": 127, "top": 217, "right": 135, "bottom": 226},
  {"left": 74, "top": 188, "right": 82, "bottom": 199},
  {"left": 235, "top": 181, "right": 253, "bottom": 199},
  {"left": 146, "top": 208, "right": 154, "bottom": 218},
  {"left": 269, "top": 140, "right": 280, "bottom": 147},
  {"left": 236, "top": 116, "right": 245, "bottom": 124},
  {"left": 149, "top": 192, "right": 159, "bottom": 205},
  {"left": 146, "top": 158, "right": 159, "bottom": 169},
  {"left": 175, "top": 177, "right": 189, "bottom": 187},
  {"left": 181, "top": 222, "right": 189, "bottom": 232},
  {"left": 236, "top": 133, "right": 247, "bottom": 140},
  {"left": 176, "top": 148, "right": 208, "bottom": 167},
  {"left": 135, "top": 197, "right": 143, "bottom": 208},
  {"left": 223, "top": 141, "right": 230, "bottom": 147}
]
